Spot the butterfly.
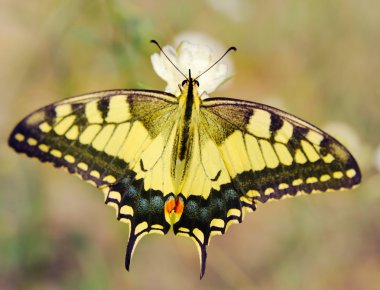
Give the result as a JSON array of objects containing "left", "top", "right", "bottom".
[{"left": 8, "top": 41, "right": 361, "bottom": 278}]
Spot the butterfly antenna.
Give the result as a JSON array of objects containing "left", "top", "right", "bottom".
[
  {"left": 150, "top": 40, "right": 188, "bottom": 80},
  {"left": 194, "top": 46, "right": 237, "bottom": 80}
]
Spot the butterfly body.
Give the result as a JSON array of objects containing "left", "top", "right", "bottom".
[
  {"left": 173, "top": 78, "right": 200, "bottom": 183},
  {"left": 9, "top": 74, "right": 361, "bottom": 278}
]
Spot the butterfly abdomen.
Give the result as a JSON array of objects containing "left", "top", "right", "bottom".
[{"left": 177, "top": 80, "right": 197, "bottom": 161}]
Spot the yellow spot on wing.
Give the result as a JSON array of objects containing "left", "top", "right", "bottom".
[
  {"left": 320, "top": 175, "right": 331, "bottom": 182},
  {"left": 38, "top": 144, "right": 49, "bottom": 152},
  {"left": 108, "top": 191, "right": 121, "bottom": 202},
  {"left": 201, "top": 139, "right": 224, "bottom": 182},
  {"left": 264, "top": 187, "right": 274, "bottom": 196},
  {"left": 220, "top": 131, "right": 251, "bottom": 177},
  {"left": 64, "top": 155, "right": 75, "bottom": 163},
  {"left": 177, "top": 232, "right": 189, "bottom": 238},
  {"left": 240, "top": 196, "right": 252, "bottom": 204},
  {"left": 85, "top": 101, "right": 103, "bottom": 123},
  {"left": 279, "top": 183, "right": 289, "bottom": 190},
  {"left": 147, "top": 126, "right": 176, "bottom": 196},
  {"left": 140, "top": 135, "right": 164, "bottom": 170},
  {"left": 306, "top": 177, "right": 318, "bottom": 184},
  {"left": 322, "top": 153, "right": 335, "bottom": 163},
  {"left": 106, "top": 95, "right": 131, "bottom": 123},
  {"left": 65, "top": 125, "right": 79, "bottom": 140},
  {"left": 193, "top": 228, "right": 205, "bottom": 244},
  {"left": 301, "top": 140, "right": 320, "bottom": 162},
  {"left": 259, "top": 139, "right": 279, "bottom": 168},
  {"left": 178, "top": 227, "right": 190, "bottom": 233},
  {"left": 120, "top": 205, "right": 134, "bottom": 216},
  {"left": 295, "top": 149, "right": 307, "bottom": 164},
  {"left": 92, "top": 124, "right": 115, "bottom": 151},
  {"left": 274, "top": 143, "right": 293, "bottom": 165},
  {"left": 118, "top": 121, "right": 150, "bottom": 164},
  {"left": 15, "top": 133, "right": 25, "bottom": 142},
  {"left": 39, "top": 122, "right": 52, "bottom": 133},
  {"left": 306, "top": 130, "right": 324, "bottom": 145},
  {"left": 50, "top": 149, "right": 62, "bottom": 158},
  {"left": 274, "top": 120, "right": 293, "bottom": 144},
  {"left": 227, "top": 208, "right": 241, "bottom": 218},
  {"left": 245, "top": 135, "right": 266, "bottom": 171},
  {"left": 210, "top": 218, "right": 225, "bottom": 228},
  {"left": 79, "top": 124, "right": 102, "bottom": 144},
  {"left": 78, "top": 162, "right": 88, "bottom": 171},
  {"left": 54, "top": 115, "right": 76, "bottom": 135},
  {"left": 346, "top": 169, "right": 356, "bottom": 178},
  {"left": 247, "top": 190, "right": 260, "bottom": 198},
  {"left": 103, "top": 175, "right": 117, "bottom": 183},
  {"left": 292, "top": 179, "right": 303, "bottom": 186},
  {"left": 90, "top": 170, "right": 100, "bottom": 178},
  {"left": 150, "top": 229, "right": 164, "bottom": 235},
  {"left": 55, "top": 104, "right": 72, "bottom": 117},
  {"left": 248, "top": 109, "right": 271, "bottom": 139},
  {"left": 152, "top": 224, "right": 164, "bottom": 230},
  {"left": 181, "top": 162, "right": 211, "bottom": 198},
  {"left": 135, "top": 222, "right": 148, "bottom": 235},
  {"left": 333, "top": 171, "right": 343, "bottom": 179},
  {"left": 104, "top": 123, "right": 131, "bottom": 156},
  {"left": 27, "top": 138, "right": 38, "bottom": 146}
]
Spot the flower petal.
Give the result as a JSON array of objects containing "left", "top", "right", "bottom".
[{"left": 151, "top": 33, "right": 234, "bottom": 96}]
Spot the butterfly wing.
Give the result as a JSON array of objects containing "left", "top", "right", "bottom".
[
  {"left": 173, "top": 97, "right": 361, "bottom": 277},
  {"left": 8, "top": 89, "right": 180, "bottom": 269},
  {"left": 202, "top": 97, "right": 361, "bottom": 199}
]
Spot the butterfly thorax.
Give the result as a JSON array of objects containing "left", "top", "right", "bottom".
[{"left": 172, "top": 79, "right": 201, "bottom": 189}]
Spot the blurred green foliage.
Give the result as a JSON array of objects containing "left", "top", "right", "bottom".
[{"left": 1, "top": 0, "right": 379, "bottom": 289}]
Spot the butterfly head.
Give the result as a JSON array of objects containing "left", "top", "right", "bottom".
[
  {"left": 151, "top": 40, "right": 236, "bottom": 96},
  {"left": 181, "top": 70, "right": 200, "bottom": 89}
]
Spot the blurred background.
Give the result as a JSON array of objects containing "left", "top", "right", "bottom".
[{"left": 1, "top": 0, "right": 380, "bottom": 289}]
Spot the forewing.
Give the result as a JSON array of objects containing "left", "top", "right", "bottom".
[
  {"left": 8, "top": 89, "right": 179, "bottom": 269},
  {"left": 201, "top": 97, "right": 361, "bottom": 202}
]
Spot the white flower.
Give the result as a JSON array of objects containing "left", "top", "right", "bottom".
[{"left": 151, "top": 32, "right": 234, "bottom": 97}]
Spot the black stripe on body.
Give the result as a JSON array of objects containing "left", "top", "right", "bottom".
[{"left": 178, "top": 81, "right": 195, "bottom": 160}]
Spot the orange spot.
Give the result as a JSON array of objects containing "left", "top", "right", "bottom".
[
  {"left": 175, "top": 197, "right": 184, "bottom": 214},
  {"left": 165, "top": 196, "right": 184, "bottom": 215},
  {"left": 165, "top": 197, "right": 176, "bottom": 214}
]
